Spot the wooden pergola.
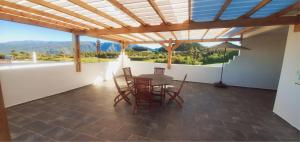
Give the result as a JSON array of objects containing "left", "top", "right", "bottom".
[
  {"left": 0, "top": 1, "right": 300, "bottom": 140},
  {"left": 0, "top": 0, "right": 299, "bottom": 72}
]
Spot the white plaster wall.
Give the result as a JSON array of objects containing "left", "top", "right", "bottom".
[
  {"left": 0, "top": 62, "right": 121, "bottom": 107},
  {"left": 273, "top": 26, "right": 300, "bottom": 130},
  {"left": 128, "top": 61, "right": 221, "bottom": 83},
  {"left": 223, "top": 27, "right": 288, "bottom": 90}
]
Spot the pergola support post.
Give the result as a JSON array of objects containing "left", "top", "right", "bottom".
[
  {"left": 294, "top": 24, "right": 300, "bottom": 32},
  {"left": 0, "top": 82, "right": 11, "bottom": 141},
  {"left": 72, "top": 33, "right": 81, "bottom": 72},
  {"left": 120, "top": 41, "right": 128, "bottom": 68},
  {"left": 167, "top": 39, "right": 173, "bottom": 69}
]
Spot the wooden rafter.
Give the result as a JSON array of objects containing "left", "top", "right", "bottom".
[
  {"left": 188, "top": 0, "right": 192, "bottom": 40},
  {"left": 0, "top": 0, "right": 90, "bottom": 29},
  {"left": 69, "top": 0, "right": 128, "bottom": 27},
  {"left": 231, "top": 0, "right": 271, "bottom": 36},
  {"left": 129, "top": 38, "right": 241, "bottom": 44},
  {"left": 85, "top": 16, "right": 299, "bottom": 35},
  {"left": 108, "top": 0, "right": 167, "bottom": 42},
  {"left": 0, "top": 12, "right": 74, "bottom": 33},
  {"left": 230, "top": 27, "right": 256, "bottom": 37},
  {"left": 201, "top": 29, "right": 209, "bottom": 39},
  {"left": 115, "top": 34, "right": 137, "bottom": 42},
  {"left": 215, "top": 28, "right": 230, "bottom": 38},
  {"left": 171, "top": 32, "right": 178, "bottom": 40},
  {"left": 268, "top": 2, "right": 300, "bottom": 18},
  {"left": 141, "top": 33, "right": 157, "bottom": 42},
  {"left": 96, "top": 35, "right": 124, "bottom": 42},
  {"left": 107, "top": 0, "right": 147, "bottom": 26},
  {"left": 155, "top": 32, "right": 167, "bottom": 40},
  {"left": 188, "top": 0, "right": 192, "bottom": 22},
  {"left": 129, "top": 34, "right": 146, "bottom": 41},
  {"left": 214, "top": 0, "right": 232, "bottom": 21},
  {"left": 147, "top": 0, "right": 168, "bottom": 25},
  {"left": 239, "top": 0, "right": 271, "bottom": 19},
  {"left": 0, "top": 7, "right": 82, "bottom": 30},
  {"left": 27, "top": 0, "right": 111, "bottom": 28}
]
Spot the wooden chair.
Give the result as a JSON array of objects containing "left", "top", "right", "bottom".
[
  {"left": 166, "top": 74, "right": 187, "bottom": 108},
  {"left": 113, "top": 73, "right": 131, "bottom": 107},
  {"left": 154, "top": 67, "right": 165, "bottom": 75},
  {"left": 123, "top": 67, "right": 134, "bottom": 87},
  {"left": 132, "top": 77, "right": 154, "bottom": 114}
]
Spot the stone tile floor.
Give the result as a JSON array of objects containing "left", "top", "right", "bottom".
[{"left": 7, "top": 80, "right": 300, "bottom": 141}]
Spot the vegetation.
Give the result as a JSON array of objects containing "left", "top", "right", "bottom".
[
  {"left": 126, "top": 43, "right": 239, "bottom": 65},
  {"left": 1, "top": 42, "right": 239, "bottom": 65}
]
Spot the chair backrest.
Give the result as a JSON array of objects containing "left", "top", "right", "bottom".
[
  {"left": 154, "top": 67, "right": 165, "bottom": 75},
  {"left": 177, "top": 74, "right": 187, "bottom": 95},
  {"left": 134, "top": 77, "right": 152, "bottom": 97},
  {"left": 123, "top": 67, "right": 132, "bottom": 77},
  {"left": 112, "top": 73, "right": 122, "bottom": 93}
]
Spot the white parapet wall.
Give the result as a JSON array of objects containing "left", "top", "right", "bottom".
[
  {"left": 0, "top": 61, "right": 122, "bottom": 108},
  {"left": 127, "top": 61, "right": 221, "bottom": 84},
  {"left": 273, "top": 25, "right": 300, "bottom": 130}
]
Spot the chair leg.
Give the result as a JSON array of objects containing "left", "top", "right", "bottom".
[{"left": 178, "top": 96, "right": 184, "bottom": 103}]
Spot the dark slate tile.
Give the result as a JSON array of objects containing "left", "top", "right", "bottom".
[
  {"left": 22, "top": 120, "right": 56, "bottom": 135},
  {"left": 8, "top": 124, "right": 27, "bottom": 139},
  {"left": 42, "top": 126, "right": 77, "bottom": 141},
  {"left": 7, "top": 81, "right": 299, "bottom": 142},
  {"left": 13, "top": 131, "right": 51, "bottom": 142},
  {"left": 70, "top": 133, "right": 99, "bottom": 141}
]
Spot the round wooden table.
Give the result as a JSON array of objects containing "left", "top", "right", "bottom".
[{"left": 138, "top": 74, "right": 173, "bottom": 86}]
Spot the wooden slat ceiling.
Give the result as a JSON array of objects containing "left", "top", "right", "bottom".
[{"left": 0, "top": 0, "right": 299, "bottom": 44}]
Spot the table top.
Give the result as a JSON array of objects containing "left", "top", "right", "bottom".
[{"left": 137, "top": 74, "right": 173, "bottom": 86}]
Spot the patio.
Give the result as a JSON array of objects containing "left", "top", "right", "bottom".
[
  {"left": 0, "top": 0, "right": 300, "bottom": 141},
  {"left": 7, "top": 80, "right": 299, "bottom": 141}
]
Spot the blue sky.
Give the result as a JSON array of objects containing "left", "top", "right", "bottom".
[{"left": 0, "top": 20, "right": 230, "bottom": 48}]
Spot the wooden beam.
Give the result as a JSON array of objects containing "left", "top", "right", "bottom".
[
  {"left": 0, "top": 83, "right": 11, "bottom": 141},
  {"left": 0, "top": 7, "right": 82, "bottom": 30},
  {"left": 0, "top": 12, "right": 74, "bottom": 33},
  {"left": 294, "top": 24, "right": 300, "bottom": 32},
  {"left": 239, "top": 0, "right": 271, "bottom": 19},
  {"left": 72, "top": 34, "right": 81, "bottom": 72},
  {"left": 147, "top": 0, "right": 168, "bottom": 25},
  {"left": 214, "top": 0, "right": 232, "bottom": 21},
  {"left": 87, "top": 16, "right": 299, "bottom": 35},
  {"left": 69, "top": 0, "right": 128, "bottom": 27},
  {"left": 268, "top": 2, "right": 300, "bottom": 18},
  {"left": 116, "top": 34, "right": 137, "bottom": 42},
  {"left": 28, "top": 0, "right": 111, "bottom": 28},
  {"left": 0, "top": 0, "right": 90, "bottom": 29},
  {"left": 129, "top": 38, "right": 241, "bottom": 44},
  {"left": 107, "top": 0, "right": 147, "bottom": 26}
]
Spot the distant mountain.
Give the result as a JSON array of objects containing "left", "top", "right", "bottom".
[
  {"left": 0, "top": 40, "right": 207, "bottom": 55},
  {"left": 0, "top": 40, "right": 121, "bottom": 54}
]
